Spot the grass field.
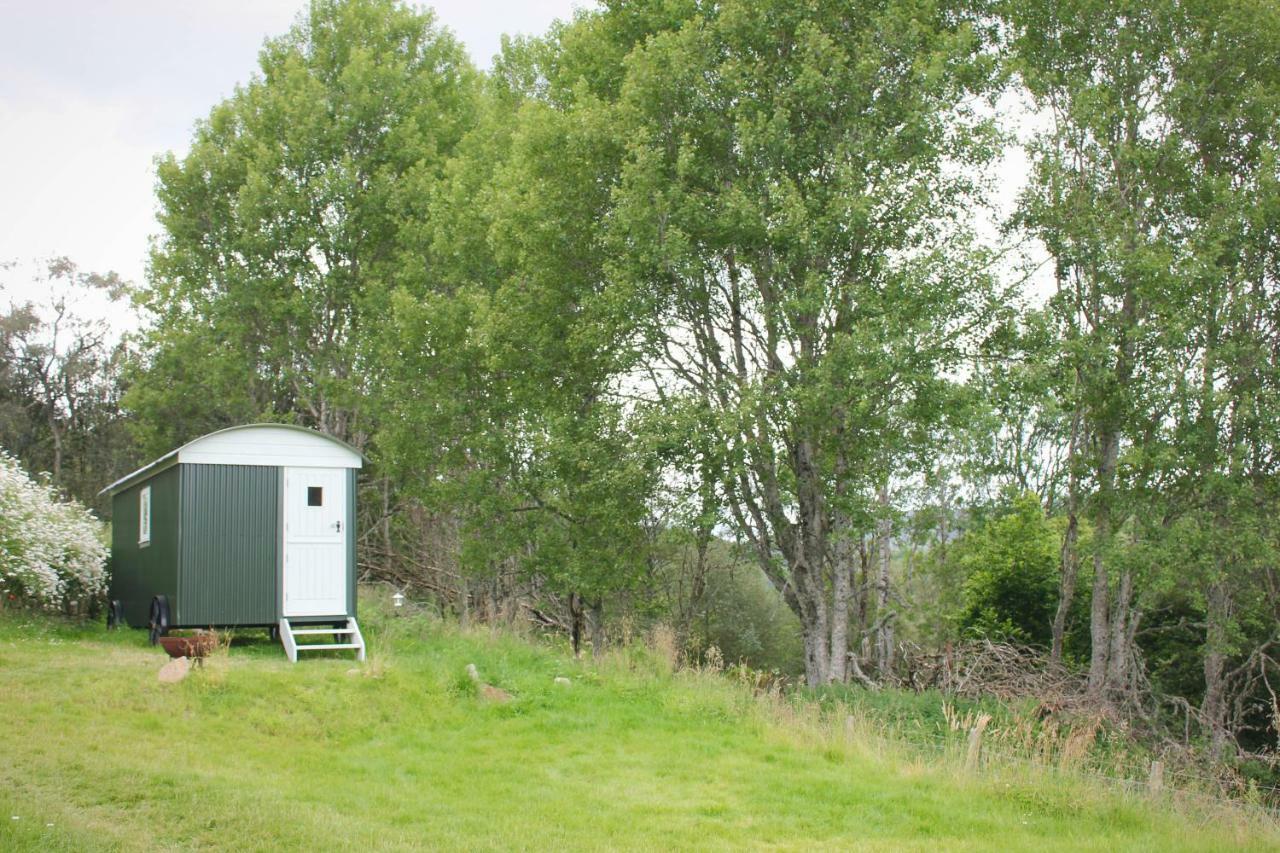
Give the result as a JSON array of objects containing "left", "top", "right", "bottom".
[{"left": 0, "top": 595, "right": 1274, "bottom": 851}]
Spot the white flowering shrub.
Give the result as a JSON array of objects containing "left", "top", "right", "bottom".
[{"left": 0, "top": 451, "right": 108, "bottom": 615}]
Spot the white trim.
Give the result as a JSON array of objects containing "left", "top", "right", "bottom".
[
  {"left": 99, "top": 452, "right": 178, "bottom": 498},
  {"left": 138, "top": 485, "right": 152, "bottom": 546}
]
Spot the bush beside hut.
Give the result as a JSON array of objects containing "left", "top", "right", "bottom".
[{"left": 0, "top": 451, "right": 107, "bottom": 616}]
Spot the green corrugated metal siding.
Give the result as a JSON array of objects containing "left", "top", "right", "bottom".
[
  {"left": 109, "top": 465, "right": 181, "bottom": 627},
  {"left": 177, "top": 463, "right": 280, "bottom": 626}
]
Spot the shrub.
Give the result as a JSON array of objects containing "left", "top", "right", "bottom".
[
  {"left": 0, "top": 451, "right": 108, "bottom": 615},
  {"left": 691, "top": 559, "right": 804, "bottom": 675},
  {"left": 952, "top": 493, "right": 1062, "bottom": 647}
]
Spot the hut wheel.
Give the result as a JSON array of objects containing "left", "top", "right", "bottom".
[
  {"left": 148, "top": 595, "right": 171, "bottom": 645},
  {"left": 106, "top": 599, "right": 124, "bottom": 630}
]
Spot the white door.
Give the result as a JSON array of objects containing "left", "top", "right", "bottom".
[{"left": 282, "top": 467, "right": 348, "bottom": 617}]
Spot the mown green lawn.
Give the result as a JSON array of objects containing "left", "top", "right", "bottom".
[{"left": 0, "top": 601, "right": 1272, "bottom": 851}]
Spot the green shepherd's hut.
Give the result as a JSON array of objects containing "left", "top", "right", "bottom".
[{"left": 100, "top": 424, "right": 365, "bottom": 662}]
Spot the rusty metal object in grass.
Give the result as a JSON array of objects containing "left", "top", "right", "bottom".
[{"left": 158, "top": 631, "right": 218, "bottom": 661}]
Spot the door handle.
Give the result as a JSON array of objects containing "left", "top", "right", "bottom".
[{"left": 333, "top": 520, "right": 342, "bottom": 533}]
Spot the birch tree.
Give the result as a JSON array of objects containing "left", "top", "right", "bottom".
[
  {"left": 1010, "top": 0, "right": 1187, "bottom": 701},
  {"left": 1156, "top": 0, "right": 1280, "bottom": 749},
  {"left": 1011, "top": 0, "right": 1280, "bottom": 713},
  {"left": 609, "top": 0, "right": 1003, "bottom": 686}
]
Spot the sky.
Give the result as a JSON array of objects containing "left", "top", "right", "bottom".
[{"left": 0, "top": 0, "right": 584, "bottom": 310}]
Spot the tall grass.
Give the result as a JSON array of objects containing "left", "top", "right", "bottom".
[{"left": 569, "top": 612, "right": 1280, "bottom": 843}]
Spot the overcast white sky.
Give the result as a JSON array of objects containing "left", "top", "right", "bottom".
[{"left": 0, "top": 0, "right": 584, "bottom": 308}]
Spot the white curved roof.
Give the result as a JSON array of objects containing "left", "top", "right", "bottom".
[{"left": 100, "top": 424, "right": 363, "bottom": 496}]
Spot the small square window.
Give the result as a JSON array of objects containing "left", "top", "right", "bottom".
[{"left": 307, "top": 486, "right": 323, "bottom": 507}]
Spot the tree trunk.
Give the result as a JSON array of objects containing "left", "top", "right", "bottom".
[
  {"left": 589, "top": 597, "right": 605, "bottom": 659},
  {"left": 936, "top": 478, "right": 950, "bottom": 569},
  {"left": 1087, "top": 428, "right": 1119, "bottom": 698},
  {"left": 1105, "top": 565, "right": 1134, "bottom": 699},
  {"left": 793, "top": 437, "right": 831, "bottom": 688},
  {"left": 797, "top": 563, "right": 830, "bottom": 687},
  {"left": 569, "top": 592, "right": 585, "bottom": 658},
  {"left": 1052, "top": 510, "right": 1079, "bottom": 664},
  {"left": 458, "top": 575, "right": 470, "bottom": 629},
  {"left": 801, "top": 621, "right": 830, "bottom": 687},
  {"left": 856, "top": 536, "right": 870, "bottom": 638},
  {"left": 1201, "top": 578, "right": 1232, "bottom": 756},
  {"left": 829, "top": 523, "right": 854, "bottom": 684},
  {"left": 1052, "top": 409, "right": 1082, "bottom": 664},
  {"left": 381, "top": 478, "right": 394, "bottom": 556},
  {"left": 48, "top": 415, "right": 63, "bottom": 482},
  {"left": 1087, "top": 545, "right": 1110, "bottom": 697},
  {"left": 874, "top": 485, "right": 894, "bottom": 676},
  {"left": 828, "top": 449, "right": 855, "bottom": 685}
]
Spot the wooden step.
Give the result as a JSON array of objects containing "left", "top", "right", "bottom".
[{"left": 279, "top": 617, "right": 366, "bottom": 663}]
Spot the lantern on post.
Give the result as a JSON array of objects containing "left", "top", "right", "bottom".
[{"left": 392, "top": 590, "right": 405, "bottom": 611}]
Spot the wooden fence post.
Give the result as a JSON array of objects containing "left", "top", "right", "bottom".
[
  {"left": 1147, "top": 760, "right": 1164, "bottom": 795},
  {"left": 965, "top": 714, "right": 992, "bottom": 772}
]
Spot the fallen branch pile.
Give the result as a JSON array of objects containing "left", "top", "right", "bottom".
[{"left": 893, "top": 639, "right": 1088, "bottom": 710}]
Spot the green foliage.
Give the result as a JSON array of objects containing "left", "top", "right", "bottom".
[
  {"left": 370, "top": 10, "right": 669, "bottom": 621},
  {"left": 1009, "top": 0, "right": 1280, "bottom": 716},
  {"left": 131, "top": 0, "right": 478, "bottom": 453},
  {"left": 1137, "top": 589, "right": 1209, "bottom": 706},
  {"left": 649, "top": 535, "right": 804, "bottom": 674},
  {"left": 596, "top": 0, "right": 1006, "bottom": 684},
  {"left": 950, "top": 495, "right": 1075, "bottom": 649},
  {"left": 695, "top": 561, "right": 804, "bottom": 674}
]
